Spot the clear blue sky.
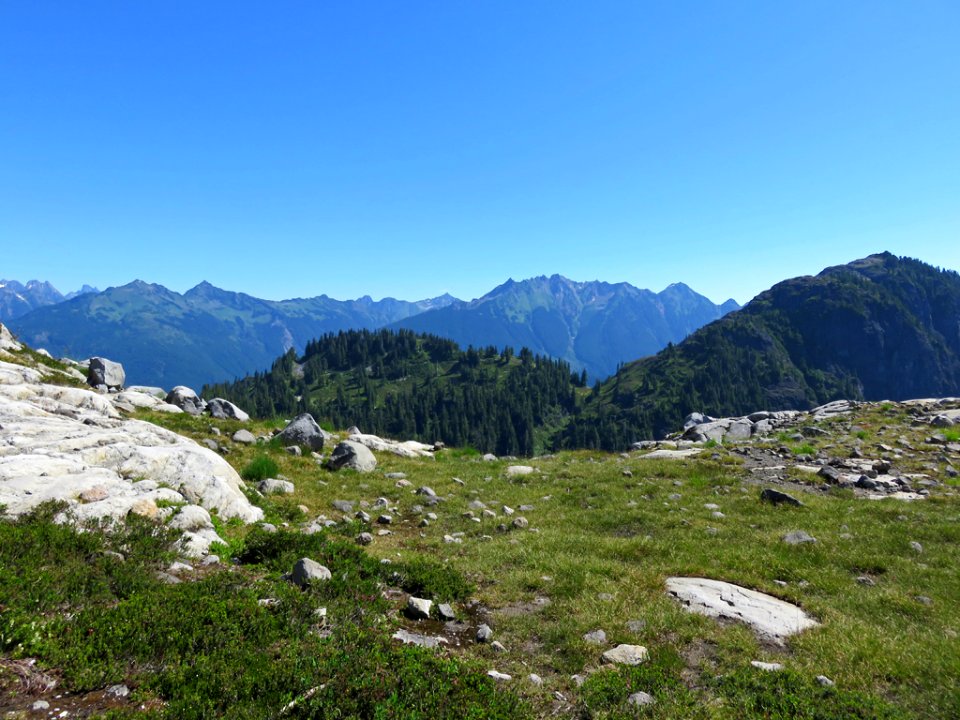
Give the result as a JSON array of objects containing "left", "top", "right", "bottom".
[{"left": 1, "top": 2, "right": 958, "bottom": 305}]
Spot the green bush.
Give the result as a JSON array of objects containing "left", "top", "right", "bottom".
[
  {"left": 387, "top": 556, "right": 475, "bottom": 603},
  {"left": 240, "top": 454, "right": 279, "bottom": 482}
]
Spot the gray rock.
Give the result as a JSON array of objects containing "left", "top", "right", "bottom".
[
  {"left": 601, "top": 644, "right": 648, "bottom": 665},
  {"left": 482, "top": 453, "right": 498, "bottom": 462},
  {"left": 487, "top": 670, "right": 511, "bottom": 682},
  {"left": 666, "top": 577, "right": 819, "bottom": 643},
  {"left": 760, "top": 488, "right": 804, "bottom": 506},
  {"left": 751, "top": 661, "right": 784, "bottom": 672},
  {"left": 332, "top": 499, "right": 355, "bottom": 514},
  {"left": 232, "top": 429, "right": 256, "bottom": 444},
  {"left": 583, "top": 629, "right": 607, "bottom": 645},
  {"left": 165, "top": 385, "right": 206, "bottom": 415},
  {"left": 291, "top": 557, "right": 331, "bottom": 588},
  {"left": 406, "top": 596, "right": 432, "bottom": 619},
  {"left": 106, "top": 683, "right": 130, "bottom": 698},
  {"left": 528, "top": 673, "right": 543, "bottom": 686},
  {"left": 392, "top": 628, "right": 448, "bottom": 648},
  {"left": 627, "top": 691, "right": 655, "bottom": 707},
  {"left": 783, "top": 530, "right": 817, "bottom": 545},
  {"left": 626, "top": 619, "right": 646, "bottom": 633},
  {"left": 476, "top": 623, "right": 494, "bottom": 642},
  {"left": 816, "top": 675, "right": 835, "bottom": 687},
  {"left": 512, "top": 516, "right": 529, "bottom": 529},
  {"left": 277, "top": 413, "right": 326, "bottom": 451},
  {"left": 506, "top": 465, "right": 535, "bottom": 476},
  {"left": 285, "top": 446, "right": 302, "bottom": 456},
  {"left": 258, "top": 478, "right": 295, "bottom": 495},
  {"left": 356, "top": 532, "right": 373, "bottom": 545},
  {"left": 328, "top": 440, "right": 377, "bottom": 472},
  {"left": 437, "top": 603, "right": 456, "bottom": 621},
  {"left": 910, "top": 541, "right": 923, "bottom": 553},
  {"left": 87, "top": 357, "right": 126, "bottom": 390},
  {"left": 206, "top": 398, "right": 250, "bottom": 422}
]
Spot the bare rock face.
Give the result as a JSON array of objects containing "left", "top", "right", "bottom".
[
  {"left": 666, "top": 577, "right": 819, "bottom": 644},
  {"left": 0, "top": 322, "right": 22, "bottom": 353},
  {"left": 87, "top": 357, "right": 126, "bottom": 391},
  {"left": 0, "top": 359, "right": 263, "bottom": 556}
]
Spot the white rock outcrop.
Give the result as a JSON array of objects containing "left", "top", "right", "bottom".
[
  {"left": 0, "top": 360, "right": 263, "bottom": 557},
  {"left": 346, "top": 432, "right": 434, "bottom": 458},
  {"left": 666, "top": 577, "right": 819, "bottom": 644}
]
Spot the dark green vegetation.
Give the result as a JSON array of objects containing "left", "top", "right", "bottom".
[
  {"left": 0, "top": 505, "right": 526, "bottom": 719},
  {"left": 564, "top": 253, "right": 960, "bottom": 448},
  {"left": 9, "top": 280, "right": 457, "bottom": 389},
  {"left": 390, "top": 274, "right": 738, "bottom": 381},
  {"left": 204, "top": 329, "right": 586, "bottom": 456}
]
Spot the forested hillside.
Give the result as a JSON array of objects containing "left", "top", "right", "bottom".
[
  {"left": 561, "top": 253, "right": 960, "bottom": 449},
  {"left": 204, "top": 329, "right": 586, "bottom": 456}
]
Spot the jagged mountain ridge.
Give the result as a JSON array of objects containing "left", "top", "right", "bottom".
[
  {"left": 389, "top": 274, "right": 739, "bottom": 380},
  {"left": 0, "top": 279, "right": 99, "bottom": 321},
  {"left": 9, "top": 281, "right": 459, "bottom": 390},
  {"left": 8, "top": 274, "right": 736, "bottom": 390},
  {"left": 562, "top": 252, "right": 960, "bottom": 448}
]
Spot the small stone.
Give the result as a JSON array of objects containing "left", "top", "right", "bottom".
[
  {"left": 627, "top": 691, "right": 655, "bottom": 707},
  {"left": 761, "top": 488, "right": 803, "bottom": 506},
  {"left": 32, "top": 701, "right": 51, "bottom": 711},
  {"left": 856, "top": 575, "right": 876, "bottom": 586},
  {"left": 751, "top": 661, "right": 784, "bottom": 672},
  {"left": 491, "top": 640, "right": 507, "bottom": 652},
  {"left": 356, "top": 532, "right": 373, "bottom": 546},
  {"left": 290, "top": 558, "right": 331, "bottom": 588},
  {"left": 910, "top": 541, "right": 923, "bottom": 553},
  {"left": 406, "top": 596, "right": 432, "bottom": 619},
  {"left": 582, "top": 629, "right": 607, "bottom": 645},
  {"left": 377, "top": 514, "right": 392, "bottom": 524},
  {"left": 476, "top": 623, "right": 494, "bottom": 643},
  {"left": 512, "top": 516, "right": 529, "bottom": 529},
  {"left": 528, "top": 673, "right": 543, "bottom": 686},
  {"left": 232, "top": 429, "right": 256, "bottom": 444},
  {"left": 597, "top": 592, "right": 615, "bottom": 602},
  {"left": 601, "top": 644, "right": 648, "bottom": 665},
  {"left": 816, "top": 675, "right": 835, "bottom": 687},
  {"left": 487, "top": 670, "right": 511, "bottom": 682},
  {"left": 437, "top": 603, "right": 456, "bottom": 621},
  {"left": 626, "top": 619, "right": 646, "bottom": 633},
  {"left": 782, "top": 530, "right": 817, "bottom": 545}
]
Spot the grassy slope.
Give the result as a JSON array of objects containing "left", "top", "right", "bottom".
[
  {"left": 139, "top": 408, "right": 959, "bottom": 717},
  {"left": 1, "top": 398, "right": 957, "bottom": 718}
]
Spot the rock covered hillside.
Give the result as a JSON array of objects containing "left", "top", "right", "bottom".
[{"left": 0, "top": 322, "right": 261, "bottom": 557}]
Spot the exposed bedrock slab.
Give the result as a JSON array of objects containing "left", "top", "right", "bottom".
[
  {"left": 666, "top": 577, "right": 819, "bottom": 644},
  {"left": 0, "top": 360, "right": 263, "bottom": 556}
]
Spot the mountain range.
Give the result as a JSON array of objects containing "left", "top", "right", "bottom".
[
  {"left": 389, "top": 275, "right": 739, "bottom": 380},
  {"left": 5, "top": 277, "right": 736, "bottom": 389},
  {"left": 8, "top": 281, "right": 457, "bottom": 390},
  {"left": 562, "top": 252, "right": 960, "bottom": 448}
]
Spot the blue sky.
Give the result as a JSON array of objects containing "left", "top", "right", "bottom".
[{"left": 1, "top": 2, "right": 958, "bottom": 305}]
